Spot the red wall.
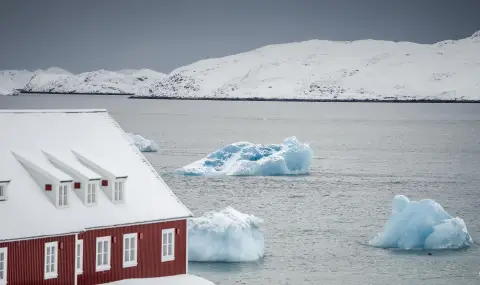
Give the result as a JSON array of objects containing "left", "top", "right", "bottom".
[
  {"left": 0, "top": 219, "right": 187, "bottom": 285},
  {"left": 0, "top": 235, "right": 76, "bottom": 285},
  {"left": 78, "top": 219, "right": 187, "bottom": 285}
]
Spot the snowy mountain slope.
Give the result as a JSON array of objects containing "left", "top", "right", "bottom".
[
  {"left": 23, "top": 68, "right": 166, "bottom": 94},
  {"left": 137, "top": 31, "right": 480, "bottom": 101},
  {"left": 0, "top": 69, "right": 33, "bottom": 95}
]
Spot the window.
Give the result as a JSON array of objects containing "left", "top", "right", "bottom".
[
  {"left": 114, "top": 181, "right": 124, "bottom": 202},
  {"left": 96, "top": 236, "right": 111, "bottom": 271},
  {"left": 161, "top": 229, "right": 175, "bottom": 262},
  {"left": 44, "top": 242, "right": 58, "bottom": 279},
  {"left": 0, "top": 248, "right": 7, "bottom": 283},
  {"left": 58, "top": 184, "right": 68, "bottom": 207},
  {"left": 0, "top": 185, "right": 5, "bottom": 201},
  {"left": 123, "top": 233, "right": 138, "bottom": 267},
  {"left": 76, "top": 240, "right": 83, "bottom": 274},
  {"left": 87, "top": 183, "right": 96, "bottom": 204}
]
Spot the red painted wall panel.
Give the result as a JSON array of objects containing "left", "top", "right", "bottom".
[
  {"left": 0, "top": 235, "right": 76, "bottom": 285},
  {"left": 0, "top": 219, "right": 186, "bottom": 285},
  {"left": 78, "top": 219, "right": 186, "bottom": 285}
]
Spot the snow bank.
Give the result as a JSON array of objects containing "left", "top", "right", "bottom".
[
  {"left": 24, "top": 68, "right": 166, "bottom": 94},
  {"left": 125, "top": 133, "right": 159, "bottom": 152},
  {"left": 188, "top": 207, "right": 264, "bottom": 262},
  {"left": 137, "top": 30, "right": 480, "bottom": 101},
  {"left": 102, "top": 274, "right": 215, "bottom": 285},
  {"left": 369, "top": 195, "right": 473, "bottom": 250},
  {"left": 176, "top": 136, "right": 313, "bottom": 176}
]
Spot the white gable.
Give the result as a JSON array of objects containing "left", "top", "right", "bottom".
[{"left": 0, "top": 109, "right": 192, "bottom": 241}]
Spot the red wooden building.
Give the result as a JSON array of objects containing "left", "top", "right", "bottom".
[{"left": 0, "top": 109, "right": 192, "bottom": 285}]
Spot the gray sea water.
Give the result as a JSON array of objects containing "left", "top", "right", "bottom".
[{"left": 1, "top": 94, "right": 479, "bottom": 285}]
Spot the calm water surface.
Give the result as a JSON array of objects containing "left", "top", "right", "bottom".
[{"left": 1, "top": 94, "right": 479, "bottom": 285}]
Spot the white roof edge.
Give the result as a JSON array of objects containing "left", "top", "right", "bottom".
[
  {"left": 0, "top": 109, "right": 107, "bottom": 114},
  {"left": 0, "top": 216, "right": 193, "bottom": 242}
]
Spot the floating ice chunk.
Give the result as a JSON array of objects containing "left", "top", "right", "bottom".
[
  {"left": 188, "top": 207, "right": 264, "bottom": 262},
  {"left": 125, "top": 133, "right": 159, "bottom": 152},
  {"left": 176, "top": 136, "right": 313, "bottom": 176},
  {"left": 370, "top": 195, "right": 473, "bottom": 250}
]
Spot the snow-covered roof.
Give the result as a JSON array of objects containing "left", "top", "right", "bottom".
[{"left": 0, "top": 109, "right": 192, "bottom": 241}]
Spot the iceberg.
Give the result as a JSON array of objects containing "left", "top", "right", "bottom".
[
  {"left": 369, "top": 195, "right": 473, "bottom": 250},
  {"left": 125, "top": 133, "right": 159, "bottom": 152},
  {"left": 176, "top": 136, "right": 313, "bottom": 176},
  {"left": 188, "top": 207, "right": 264, "bottom": 262}
]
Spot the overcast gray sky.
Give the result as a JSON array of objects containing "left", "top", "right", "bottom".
[{"left": 0, "top": 0, "right": 479, "bottom": 73}]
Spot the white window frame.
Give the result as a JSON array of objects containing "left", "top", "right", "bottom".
[
  {"left": 123, "top": 233, "right": 138, "bottom": 268},
  {"left": 95, "top": 236, "right": 111, "bottom": 272},
  {"left": 87, "top": 182, "right": 97, "bottom": 205},
  {"left": 44, "top": 241, "right": 58, "bottom": 280},
  {"left": 76, "top": 240, "right": 83, "bottom": 274},
  {"left": 113, "top": 180, "right": 124, "bottom": 202},
  {"left": 161, "top": 228, "right": 175, "bottom": 262},
  {"left": 58, "top": 184, "right": 68, "bottom": 207},
  {"left": 0, "top": 184, "right": 6, "bottom": 201},
  {"left": 0, "top": 247, "right": 7, "bottom": 284}
]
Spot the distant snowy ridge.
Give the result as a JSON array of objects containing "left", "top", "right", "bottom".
[
  {"left": 0, "top": 69, "right": 33, "bottom": 95},
  {"left": 370, "top": 195, "right": 473, "bottom": 250},
  {"left": 188, "top": 207, "right": 264, "bottom": 262},
  {"left": 137, "top": 30, "right": 480, "bottom": 101},
  {"left": 175, "top": 136, "right": 313, "bottom": 176},
  {"left": 23, "top": 68, "right": 167, "bottom": 95},
  {"left": 0, "top": 67, "right": 167, "bottom": 95}
]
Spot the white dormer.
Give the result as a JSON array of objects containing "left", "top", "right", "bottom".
[
  {"left": 43, "top": 150, "right": 102, "bottom": 207},
  {"left": 0, "top": 180, "right": 11, "bottom": 201},
  {"left": 72, "top": 150, "right": 128, "bottom": 204},
  {"left": 12, "top": 151, "right": 73, "bottom": 209}
]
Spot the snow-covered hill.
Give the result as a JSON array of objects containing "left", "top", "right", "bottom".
[
  {"left": 23, "top": 68, "right": 166, "bottom": 95},
  {"left": 137, "top": 31, "right": 480, "bottom": 101},
  {"left": 0, "top": 69, "right": 33, "bottom": 95}
]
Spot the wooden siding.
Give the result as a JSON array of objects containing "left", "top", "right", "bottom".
[
  {"left": 78, "top": 219, "right": 187, "bottom": 285},
  {"left": 0, "top": 235, "right": 76, "bottom": 285}
]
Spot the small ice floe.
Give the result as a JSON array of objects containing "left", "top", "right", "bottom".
[
  {"left": 188, "top": 207, "right": 264, "bottom": 262},
  {"left": 369, "top": 195, "right": 473, "bottom": 250}
]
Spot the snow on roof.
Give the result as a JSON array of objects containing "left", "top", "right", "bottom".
[
  {"left": 0, "top": 109, "right": 192, "bottom": 241},
  {"left": 42, "top": 150, "right": 102, "bottom": 181},
  {"left": 101, "top": 274, "right": 215, "bottom": 285}
]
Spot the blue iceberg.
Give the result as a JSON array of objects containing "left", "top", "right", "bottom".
[
  {"left": 188, "top": 207, "right": 264, "bottom": 262},
  {"left": 176, "top": 136, "right": 313, "bottom": 176},
  {"left": 369, "top": 195, "right": 473, "bottom": 250}
]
